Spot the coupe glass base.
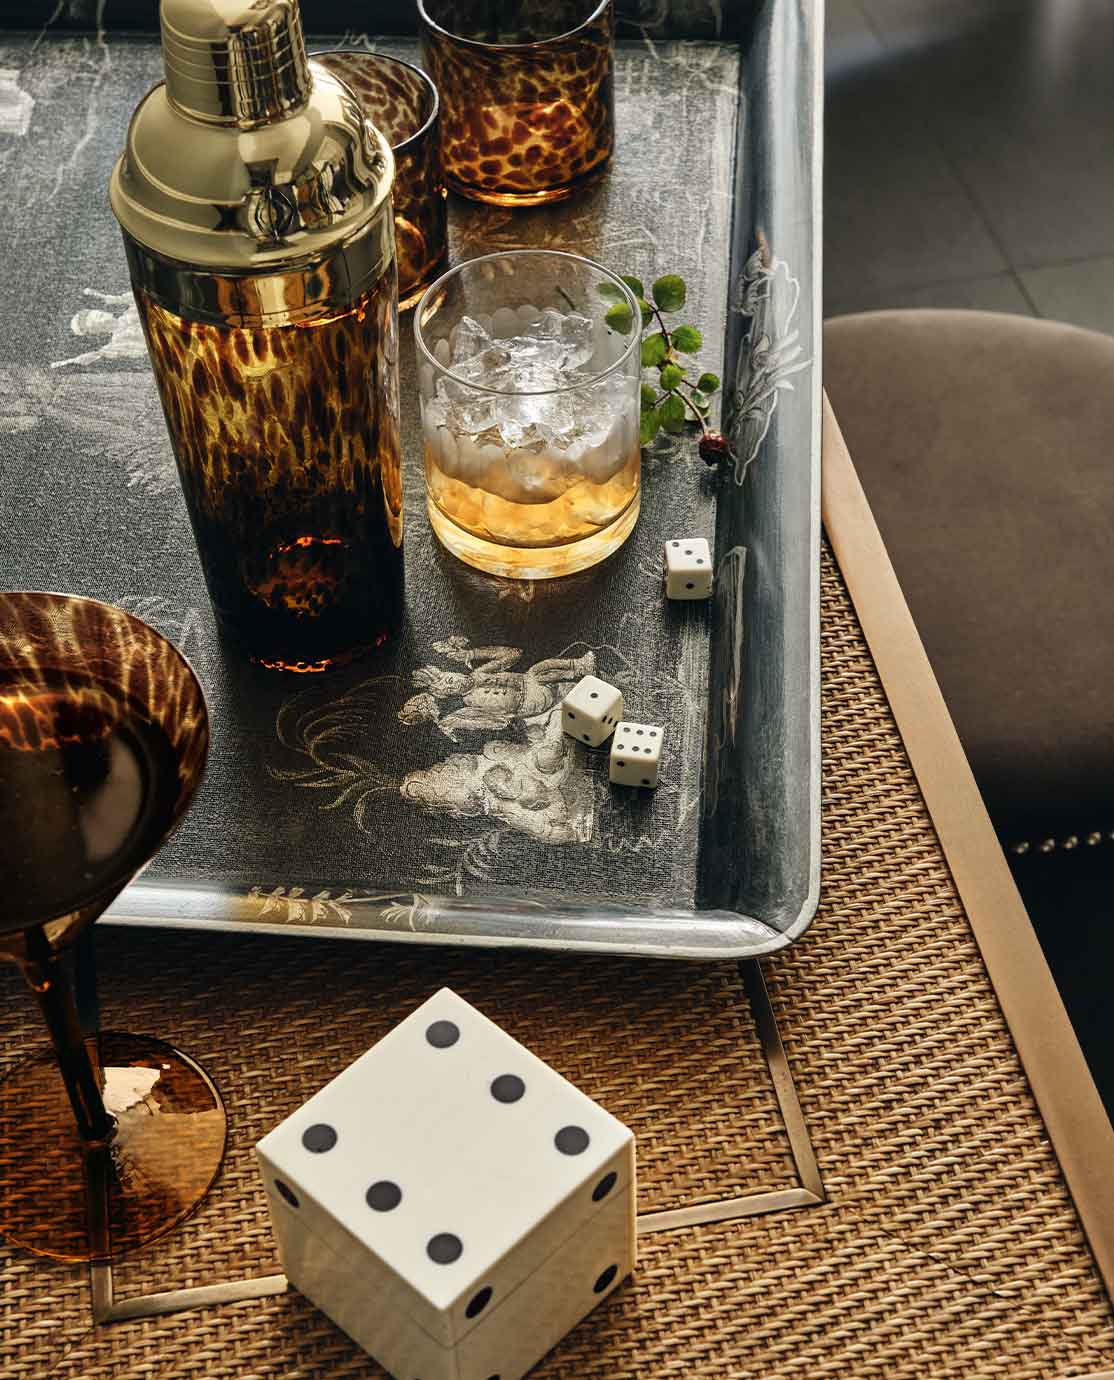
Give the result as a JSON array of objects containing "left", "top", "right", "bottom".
[
  {"left": 428, "top": 492, "right": 640, "bottom": 579},
  {"left": 0, "top": 1031, "right": 226, "bottom": 1263}
]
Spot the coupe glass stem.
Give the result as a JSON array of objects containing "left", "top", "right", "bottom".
[
  {"left": 0, "top": 591, "right": 223, "bottom": 1263},
  {"left": 21, "top": 926, "right": 114, "bottom": 1146}
]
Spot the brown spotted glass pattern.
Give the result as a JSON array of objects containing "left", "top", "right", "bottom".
[
  {"left": 0, "top": 592, "right": 209, "bottom": 946},
  {"left": 418, "top": 0, "right": 614, "bottom": 206},
  {"left": 0, "top": 593, "right": 225, "bottom": 1263},
  {"left": 313, "top": 50, "right": 447, "bottom": 310},
  {"left": 135, "top": 267, "right": 404, "bottom": 674}
]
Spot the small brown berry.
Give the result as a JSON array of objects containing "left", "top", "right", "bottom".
[{"left": 699, "top": 430, "right": 730, "bottom": 466}]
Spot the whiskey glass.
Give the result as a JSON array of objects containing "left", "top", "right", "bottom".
[
  {"left": 415, "top": 250, "right": 641, "bottom": 578},
  {"left": 417, "top": 0, "right": 615, "bottom": 206},
  {"left": 312, "top": 49, "right": 448, "bottom": 309},
  {"left": 0, "top": 593, "right": 224, "bottom": 1261}
]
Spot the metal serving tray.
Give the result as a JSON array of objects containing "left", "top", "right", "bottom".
[{"left": 0, "top": 0, "right": 821, "bottom": 959}]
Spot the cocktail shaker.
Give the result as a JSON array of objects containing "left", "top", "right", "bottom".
[{"left": 110, "top": 0, "right": 404, "bottom": 672}]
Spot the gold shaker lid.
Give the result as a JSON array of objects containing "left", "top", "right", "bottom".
[{"left": 109, "top": 0, "right": 395, "bottom": 273}]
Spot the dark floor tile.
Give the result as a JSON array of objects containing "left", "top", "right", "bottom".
[
  {"left": 825, "top": 271, "right": 1033, "bottom": 319},
  {"left": 824, "top": 65, "right": 1006, "bottom": 301},
  {"left": 858, "top": 0, "right": 1114, "bottom": 268},
  {"left": 859, "top": 0, "right": 1032, "bottom": 42},
  {"left": 825, "top": 0, "right": 885, "bottom": 66},
  {"left": 1020, "top": 256, "right": 1114, "bottom": 337}
]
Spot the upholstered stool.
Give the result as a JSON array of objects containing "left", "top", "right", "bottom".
[{"left": 824, "top": 310, "right": 1114, "bottom": 1104}]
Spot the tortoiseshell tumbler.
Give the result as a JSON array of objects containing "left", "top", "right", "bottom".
[
  {"left": 314, "top": 49, "right": 447, "bottom": 310},
  {"left": 110, "top": 0, "right": 405, "bottom": 674},
  {"left": 0, "top": 592, "right": 225, "bottom": 1262},
  {"left": 418, "top": 0, "right": 615, "bottom": 206}
]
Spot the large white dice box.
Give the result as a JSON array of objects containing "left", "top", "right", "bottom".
[{"left": 256, "top": 989, "right": 636, "bottom": 1380}]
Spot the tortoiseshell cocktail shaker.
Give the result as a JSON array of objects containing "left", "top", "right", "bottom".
[{"left": 110, "top": 0, "right": 404, "bottom": 672}]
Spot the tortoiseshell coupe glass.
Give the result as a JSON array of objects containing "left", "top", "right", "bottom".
[
  {"left": 314, "top": 49, "right": 448, "bottom": 310},
  {"left": 0, "top": 593, "right": 225, "bottom": 1262},
  {"left": 418, "top": 0, "right": 615, "bottom": 206}
]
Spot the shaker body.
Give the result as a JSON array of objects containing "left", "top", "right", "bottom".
[{"left": 124, "top": 234, "right": 404, "bottom": 672}]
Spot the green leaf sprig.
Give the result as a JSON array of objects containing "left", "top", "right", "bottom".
[{"left": 599, "top": 273, "right": 722, "bottom": 449}]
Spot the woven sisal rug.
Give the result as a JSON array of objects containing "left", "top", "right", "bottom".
[{"left": 2, "top": 546, "right": 1112, "bottom": 1379}]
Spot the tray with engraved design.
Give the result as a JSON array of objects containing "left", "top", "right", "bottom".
[{"left": 0, "top": 0, "right": 820, "bottom": 959}]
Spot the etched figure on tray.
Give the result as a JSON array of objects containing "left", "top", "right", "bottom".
[
  {"left": 398, "top": 637, "right": 594, "bottom": 845},
  {"left": 0, "top": 67, "right": 33, "bottom": 138},
  {"left": 0, "top": 285, "right": 176, "bottom": 495},
  {"left": 51, "top": 289, "right": 146, "bottom": 369},
  {"left": 401, "top": 690, "right": 593, "bottom": 846},
  {"left": 731, "top": 242, "right": 811, "bottom": 483},
  {"left": 399, "top": 635, "right": 595, "bottom": 741},
  {"left": 275, "top": 636, "right": 597, "bottom": 854}
]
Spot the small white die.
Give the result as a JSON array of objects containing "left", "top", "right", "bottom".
[
  {"left": 609, "top": 722, "right": 663, "bottom": 788},
  {"left": 665, "top": 538, "right": 713, "bottom": 600},
  {"left": 562, "top": 675, "right": 623, "bottom": 748}
]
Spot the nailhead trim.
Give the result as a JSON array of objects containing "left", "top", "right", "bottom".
[{"left": 1010, "top": 829, "right": 1114, "bottom": 856}]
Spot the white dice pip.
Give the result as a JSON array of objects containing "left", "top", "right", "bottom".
[
  {"left": 256, "top": 988, "right": 636, "bottom": 1380},
  {"left": 665, "top": 538, "right": 713, "bottom": 600},
  {"left": 561, "top": 674, "right": 623, "bottom": 747},
  {"left": 609, "top": 722, "right": 663, "bottom": 788}
]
